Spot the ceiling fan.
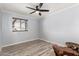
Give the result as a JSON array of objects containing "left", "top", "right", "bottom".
[{"left": 26, "top": 3, "right": 49, "bottom": 16}]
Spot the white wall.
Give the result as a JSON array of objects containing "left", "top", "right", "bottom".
[
  {"left": 1, "top": 11, "right": 39, "bottom": 47},
  {"left": 1, "top": 4, "right": 79, "bottom": 48},
  {"left": 42, "top": 5, "right": 79, "bottom": 45},
  {"left": 0, "top": 12, "right": 2, "bottom": 51},
  {"left": 37, "top": 17, "right": 45, "bottom": 39}
]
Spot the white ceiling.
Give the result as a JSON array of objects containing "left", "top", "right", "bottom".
[{"left": 0, "top": 3, "right": 78, "bottom": 16}]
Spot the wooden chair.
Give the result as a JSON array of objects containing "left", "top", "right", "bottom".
[
  {"left": 66, "top": 42, "right": 79, "bottom": 53},
  {"left": 52, "top": 44, "right": 79, "bottom": 56}
]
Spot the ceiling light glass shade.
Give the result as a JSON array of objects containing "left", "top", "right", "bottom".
[{"left": 35, "top": 11, "right": 39, "bottom": 13}]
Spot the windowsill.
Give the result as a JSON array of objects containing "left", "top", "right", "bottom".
[{"left": 12, "top": 30, "right": 28, "bottom": 32}]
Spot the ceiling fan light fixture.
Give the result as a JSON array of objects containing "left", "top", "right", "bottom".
[{"left": 35, "top": 11, "right": 39, "bottom": 14}]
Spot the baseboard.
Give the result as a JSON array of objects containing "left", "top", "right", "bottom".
[
  {"left": 2, "top": 38, "right": 40, "bottom": 48},
  {"left": 2, "top": 38, "right": 66, "bottom": 48},
  {"left": 41, "top": 39, "right": 66, "bottom": 47}
]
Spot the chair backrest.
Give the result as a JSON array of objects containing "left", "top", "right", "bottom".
[{"left": 66, "top": 42, "right": 79, "bottom": 52}]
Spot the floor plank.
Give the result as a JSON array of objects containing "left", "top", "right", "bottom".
[{"left": 0, "top": 40, "right": 55, "bottom": 56}]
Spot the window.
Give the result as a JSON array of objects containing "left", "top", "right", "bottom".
[{"left": 12, "top": 17, "right": 28, "bottom": 32}]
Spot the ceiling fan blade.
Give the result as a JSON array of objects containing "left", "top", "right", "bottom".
[
  {"left": 26, "top": 7, "right": 36, "bottom": 10},
  {"left": 39, "top": 13, "right": 42, "bottom": 16},
  {"left": 30, "top": 11, "right": 36, "bottom": 14},
  {"left": 39, "top": 3, "right": 43, "bottom": 8},
  {"left": 39, "top": 9, "right": 49, "bottom": 12}
]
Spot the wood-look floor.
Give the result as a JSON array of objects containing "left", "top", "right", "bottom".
[{"left": 0, "top": 40, "right": 55, "bottom": 56}]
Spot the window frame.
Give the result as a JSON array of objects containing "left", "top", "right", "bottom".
[{"left": 12, "top": 17, "right": 28, "bottom": 32}]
